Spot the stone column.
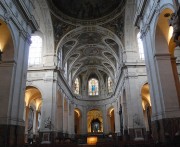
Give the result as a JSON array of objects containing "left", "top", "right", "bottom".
[
  {"left": 67, "top": 100, "right": 70, "bottom": 134},
  {"left": 122, "top": 93, "right": 128, "bottom": 139},
  {"left": 114, "top": 102, "right": 120, "bottom": 134},
  {"left": 56, "top": 89, "right": 63, "bottom": 133},
  {"left": 82, "top": 75, "right": 86, "bottom": 96},
  {"left": 0, "top": 30, "right": 32, "bottom": 147},
  {"left": 68, "top": 102, "right": 75, "bottom": 137},
  {"left": 106, "top": 112, "right": 111, "bottom": 133},
  {"left": 171, "top": 56, "right": 180, "bottom": 104},
  {"left": 33, "top": 110, "right": 38, "bottom": 135},
  {"left": 81, "top": 107, "right": 87, "bottom": 134},
  {"left": 0, "top": 1, "right": 37, "bottom": 146},
  {"left": 124, "top": 73, "right": 145, "bottom": 140},
  {"left": 63, "top": 96, "right": 69, "bottom": 135},
  {"left": 24, "top": 106, "right": 30, "bottom": 143},
  {"left": 142, "top": 29, "right": 180, "bottom": 142},
  {"left": 62, "top": 95, "right": 65, "bottom": 134},
  {"left": 102, "top": 106, "right": 108, "bottom": 134}
]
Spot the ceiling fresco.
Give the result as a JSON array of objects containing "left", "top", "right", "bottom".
[{"left": 51, "top": 0, "right": 121, "bottom": 20}]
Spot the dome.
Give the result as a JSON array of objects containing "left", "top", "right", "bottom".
[{"left": 51, "top": 0, "right": 122, "bottom": 20}]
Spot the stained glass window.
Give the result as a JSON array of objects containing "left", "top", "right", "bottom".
[
  {"left": 108, "top": 77, "right": 113, "bottom": 93},
  {"left": 28, "top": 36, "right": 42, "bottom": 66},
  {"left": 89, "top": 78, "right": 99, "bottom": 96},
  {"left": 64, "top": 62, "right": 67, "bottom": 79},
  {"left": 74, "top": 78, "right": 80, "bottom": 94},
  {"left": 137, "top": 32, "right": 145, "bottom": 60}
]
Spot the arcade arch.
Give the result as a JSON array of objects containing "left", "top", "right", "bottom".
[
  {"left": 141, "top": 83, "right": 152, "bottom": 133},
  {"left": 155, "top": 8, "right": 180, "bottom": 105},
  {"left": 24, "top": 86, "right": 42, "bottom": 143},
  {"left": 74, "top": 108, "right": 82, "bottom": 134},
  {"left": 87, "top": 109, "right": 103, "bottom": 133},
  {"left": 107, "top": 107, "right": 115, "bottom": 133}
]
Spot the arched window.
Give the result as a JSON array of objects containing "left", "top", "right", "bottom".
[
  {"left": 28, "top": 36, "right": 42, "bottom": 66},
  {"left": 74, "top": 78, "right": 80, "bottom": 94},
  {"left": 108, "top": 77, "right": 113, "bottom": 93},
  {"left": 89, "top": 78, "right": 99, "bottom": 96},
  {"left": 64, "top": 62, "right": 67, "bottom": 79},
  {"left": 137, "top": 32, "right": 145, "bottom": 60}
]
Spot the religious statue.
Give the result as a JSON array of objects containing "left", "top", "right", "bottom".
[
  {"left": 93, "top": 122, "right": 99, "bottom": 132},
  {"left": 91, "top": 119, "right": 101, "bottom": 133},
  {"left": 169, "top": 8, "right": 180, "bottom": 46},
  {"left": 44, "top": 117, "right": 52, "bottom": 129}
]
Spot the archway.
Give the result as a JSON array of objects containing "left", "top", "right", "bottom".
[
  {"left": 87, "top": 109, "right": 103, "bottom": 133},
  {"left": 0, "top": 19, "right": 16, "bottom": 145},
  {"left": 155, "top": 8, "right": 180, "bottom": 102},
  {"left": 74, "top": 108, "right": 82, "bottom": 134},
  {"left": 108, "top": 107, "right": 115, "bottom": 133},
  {"left": 0, "top": 19, "right": 14, "bottom": 116},
  {"left": 24, "top": 86, "right": 42, "bottom": 143},
  {"left": 0, "top": 19, "right": 14, "bottom": 61},
  {"left": 141, "top": 83, "right": 152, "bottom": 134}
]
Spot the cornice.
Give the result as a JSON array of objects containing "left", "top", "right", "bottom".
[
  {"left": 13, "top": 0, "right": 38, "bottom": 32},
  {"left": 133, "top": 0, "right": 148, "bottom": 27},
  {"left": 0, "top": 0, "right": 38, "bottom": 39},
  {"left": 137, "top": 0, "right": 161, "bottom": 38}
]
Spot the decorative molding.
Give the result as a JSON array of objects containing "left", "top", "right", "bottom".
[
  {"left": 0, "top": 0, "right": 38, "bottom": 39},
  {"left": 135, "top": 0, "right": 161, "bottom": 38},
  {"left": 133, "top": 0, "right": 148, "bottom": 27},
  {"left": 13, "top": 0, "right": 38, "bottom": 31}
]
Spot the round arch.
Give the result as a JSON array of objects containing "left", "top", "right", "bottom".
[
  {"left": 0, "top": 19, "right": 15, "bottom": 62},
  {"left": 141, "top": 83, "right": 152, "bottom": 133},
  {"left": 74, "top": 108, "right": 82, "bottom": 134},
  {"left": 0, "top": 18, "right": 16, "bottom": 128},
  {"left": 154, "top": 7, "right": 180, "bottom": 102},
  {"left": 24, "top": 86, "right": 42, "bottom": 143},
  {"left": 87, "top": 109, "right": 103, "bottom": 133},
  {"left": 107, "top": 106, "right": 115, "bottom": 133}
]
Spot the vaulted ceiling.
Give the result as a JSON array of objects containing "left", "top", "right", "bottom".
[
  {"left": 60, "top": 27, "right": 122, "bottom": 81},
  {"left": 47, "top": 0, "right": 126, "bottom": 85}
]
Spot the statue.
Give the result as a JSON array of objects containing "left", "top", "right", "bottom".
[
  {"left": 44, "top": 117, "right": 52, "bottom": 129},
  {"left": 93, "top": 123, "right": 99, "bottom": 132},
  {"left": 169, "top": 8, "right": 180, "bottom": 46}
]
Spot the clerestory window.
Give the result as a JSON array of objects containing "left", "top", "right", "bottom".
[
  {"left": 88, "top": 78, "right": 99, "bottom": 96},
  {"left": 74, "top": 78, "right": 80, "bottom": 94},
  {"left": 108, "top": 77, "right": 113, "bottom": 93},
  {"left": 137, "top": 32, "right": 145, "bottom": 60},
  {"left": 28, "top": 36, "right": 42, "bottom": 66}
]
